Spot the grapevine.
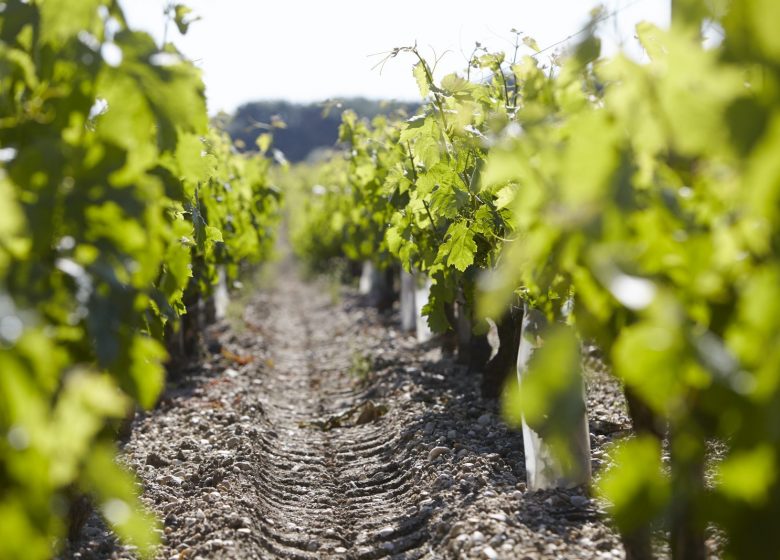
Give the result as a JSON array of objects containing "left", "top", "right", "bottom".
[
  {"left": 0, "top": 1, "right": 278, "bottom": 557},
  {"left": 288, "top": 2, "right": 780, "bottom": 556}
]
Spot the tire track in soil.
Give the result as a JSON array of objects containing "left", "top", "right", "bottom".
[
  {"left": 67, "top": 269, "right": 630, "bottom": 560},
  {"left": 253, "top": 277, "right": 430, "bottom": 559}
]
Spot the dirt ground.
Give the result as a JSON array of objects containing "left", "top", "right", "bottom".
[{"left": 67, "top": 267, "right": 633, "bottom": 559}]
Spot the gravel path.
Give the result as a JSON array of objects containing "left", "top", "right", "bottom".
[{"left": 68, "top": 268, "right": 630, "bottom": 559}]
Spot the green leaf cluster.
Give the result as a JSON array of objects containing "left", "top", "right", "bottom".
[
  {"left": 288, "top": 2, "right": 780, "bottom": 554},
  {"left": 0, "top": 1, "right": 278, "bottom": 557},
  {"left": 289, "top": 44, "right": 516, "bottom": 329},
  {"left": 480, "top": 5, "right": 780, "bottom": 555}
]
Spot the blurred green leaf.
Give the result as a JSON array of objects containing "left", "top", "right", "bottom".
[
  {"left": 612, "top": 314, "right": 686, "bottom": 414},
  {"left": 717, "top": 446, "right": 776, "bottom": 505},
  {"left": 598, "top": 436, "right": 670, "bottom": 533},
  {"left": 49, "top": 371, "right": 129, "bottom": 486},
  {"left": 173, "top": 4, "right": 200, "bottom": 35},
  {"left": 127, "top": 336, "right": 166, "bottom": 409},
  {"left": 38, "top": 0, "right": 104, "bottom": 44},
  {"left": 256, "top": 132, "right": 273, "bottom": 154},
  {"left": 522, "top": 36, "right": 540, "bottom": 52},
  {"left": 84, "top": 445, "right": 160, "bottom": 558},
  {"left": 515, "top": 326, "right": 584, "bottom": 436}
]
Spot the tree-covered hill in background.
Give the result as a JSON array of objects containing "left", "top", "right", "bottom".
[{"left": 225, "top": 98, "right": 419, "bottom": 162}]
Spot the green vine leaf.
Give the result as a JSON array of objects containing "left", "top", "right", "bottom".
[
  {"left": 412, "top": 61, "right": 430, "bottom": 98},
  {"left": 440, "top": 220, "right": 477, "bottom": 272}
]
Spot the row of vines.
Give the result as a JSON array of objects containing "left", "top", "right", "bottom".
[
  {"left": 287, "top": 2, "right": 780, "bottom": 558},
  {"left": 0, "top": 1, "right": 278, "bottom": 558}
]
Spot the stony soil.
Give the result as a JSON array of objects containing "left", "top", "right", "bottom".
[{"left": 66, "top": 269, "right": 635, "bottom": 560}]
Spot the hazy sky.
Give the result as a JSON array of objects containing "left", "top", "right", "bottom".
[{"left": 118, "top": 0, "right": 669, "bottom": 114}]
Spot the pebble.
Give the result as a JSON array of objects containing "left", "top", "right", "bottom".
[
  {"left": 545, "top": 495, "right": 565, "bottom": 507},
  {"left": 478, "top": 413, "right": 492, "bottom": 425},
  {"left": 472, "top": 530, "right": 485, "bottom": 543},
  {"left": 146, "top": 451, "right": 169, "bottom": 468},
  {"left": 447, "top": 429, "right": 458, "bottom": 439},
  {"left": 157, "top": 474, "right": 183, "bottom": 486},
  {"left": 570, "top": 495, "right": 590, "bottom": 508},
  {"left": 376, "top": 526, "right": 394, "bottom": 538},
  {"left": 434, "top": 475, "right": 453, "bottom": 489},
  {"left": 306, "top": 540, "right": 320, "bottom": 551},
  {"left": 483, "top": 545, "right": 499, "bottom": 559},
  {"left": 427, "top": 446, "right": 451, "bottom": 461},
  {"left": 423, "top": 422, "right": 434, "bottom": 435}
]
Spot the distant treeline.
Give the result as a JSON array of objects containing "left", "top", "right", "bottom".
[{"left": 226, "top": 98, "right": 420, "bottom": 162}]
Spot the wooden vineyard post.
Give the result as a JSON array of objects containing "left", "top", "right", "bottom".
[{"left": 516, "top": 304, "right": 591, "bottom": 490}]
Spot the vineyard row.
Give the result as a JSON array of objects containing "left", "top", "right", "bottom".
[{"left": 286, "top": 3, "right": 780, "bottom": 558}]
